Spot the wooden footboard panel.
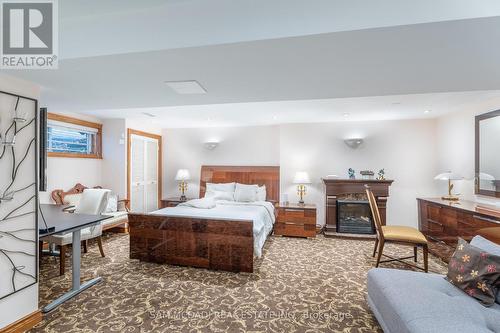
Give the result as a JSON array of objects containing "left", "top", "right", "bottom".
[{"left": 128, "top": 213, "right": 254, "bottom": 273}]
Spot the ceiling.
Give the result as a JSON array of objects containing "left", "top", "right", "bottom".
[{"left": 5, "top": 1, "right": 500, "bottom": 127}]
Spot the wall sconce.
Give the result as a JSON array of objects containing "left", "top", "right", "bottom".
[
  {"left": 204, "top": 141, "right": 219, "bottom": 150},
  {"left": 344, "top": 138, "right": 364, "bottom": 149}
]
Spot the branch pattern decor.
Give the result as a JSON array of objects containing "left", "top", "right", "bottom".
[{"left": 0, "top": 90, "right": 38, "bottom": 300}]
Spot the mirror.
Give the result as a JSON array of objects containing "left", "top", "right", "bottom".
[{"left": 476, "top": 109, "right": 500, "bottom": 197}]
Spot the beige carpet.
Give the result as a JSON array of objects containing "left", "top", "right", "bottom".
[{"left": 33, "top": 233, "right": 447, "bottom": 332}]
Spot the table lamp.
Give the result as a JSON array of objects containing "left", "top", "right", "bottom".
[
  {"left": 293, "top": 171, "right": 311, "bottom": 205},
  {"left": 434, "top": 172, "right": 462, "bottom": 201},
  {"left": 175, "top": 169, "right": 190, "bottom": 201}
]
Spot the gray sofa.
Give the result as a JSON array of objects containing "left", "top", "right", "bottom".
[{"left": 367, "top": 236, "right": 500, "bottom": 333}]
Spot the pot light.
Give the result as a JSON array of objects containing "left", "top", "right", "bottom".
[
  {"left": 344, "top": 138, "right": 364, "bottom": 149},
  {"left": 424, "top": 110, "right": 431, "bottom": 114},
  {"left": 343, "top": 113, "right": 350, "bottom": 118},
  {"left": 165, "top": 80, "right": 207, "bottom": 94},
  {"left": 142, "top": 112, "right": 156, "bottom": 117},
  {"left": 204, "top": 141, "right": 219, "bottom": 150}
]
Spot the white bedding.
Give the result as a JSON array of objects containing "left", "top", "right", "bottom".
[{"left": 152, "top": 200, "right": 275, "bottom": 257}]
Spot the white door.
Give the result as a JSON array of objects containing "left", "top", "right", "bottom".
[{"left": 130, "top": 134, "right": 159, "bottom": 213}]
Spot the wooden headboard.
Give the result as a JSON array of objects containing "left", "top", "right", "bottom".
[{"left": 200, "top": 165, "right": 280, "bottom": 202}]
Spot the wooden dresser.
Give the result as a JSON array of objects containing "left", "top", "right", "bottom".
[
  {"left": 418, "top": 198, "right": 500, "bottom": 262},
  {"left": 274, "top": 203, "right": 316, "bottom": 238}
]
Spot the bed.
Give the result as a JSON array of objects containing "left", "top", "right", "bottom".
[{"left": 128, "top": 165, "right": 280, "bottom": 273}]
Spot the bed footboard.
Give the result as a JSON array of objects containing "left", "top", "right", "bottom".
[{"left": 128, "top": 213, "right": 254, "bottom": 273}]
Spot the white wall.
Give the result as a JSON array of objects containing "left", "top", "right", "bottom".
[
  {"left": 101, "top": 119, "right": 127, "bottom": 198},
  {"left": 162, "top": 120, "right": 438, "bottom": 227},
  {"left": 436, "top": 97, "right": 500, "bottom": 205},
  {"left": 0, "top": 74, "right": 40, "bottom": 329},
  {"left": 162, "top": 126, "right": 280, "bottom": 198},
  {"left": 39, "top": 113, "right": 104, "bottom": 204}
]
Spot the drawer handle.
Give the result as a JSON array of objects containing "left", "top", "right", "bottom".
[
  {"left": 284, "top": 209, "right": 301, "bottom": 212},
  {"left": 427, "top": 219, "right": 443, "bottom": 227},
  {"left": 473, "top": 215, "right": 500, "bottom": 224}
]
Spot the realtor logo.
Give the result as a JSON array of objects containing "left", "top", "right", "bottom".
[{"left": 1, "top": 0, "right": 58, "bottom": 69}]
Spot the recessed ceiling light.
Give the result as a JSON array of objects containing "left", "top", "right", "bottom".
[
  {"left": 424, "top": 110, "right": 431, "bottom": 114},
  {"left": 272, "top": 115, "right": 277, "bottom": 120},
  {"left": 142, "top": 112, "right": 156, "bottom": 118},
  {"left": 343, "top": 113, "right": 350, "bottom": 117},
  {"left": 164, "top": 80, "right": 207, "bottom": 94}
]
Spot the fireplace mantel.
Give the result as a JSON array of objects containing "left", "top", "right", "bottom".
[{"left": 322, "top": 178, "right": 394, "bottom": 237}]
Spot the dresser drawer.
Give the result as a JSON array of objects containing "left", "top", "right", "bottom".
[
  {"left": 278, "top": 208, "right": 316, "bottom": 224},
  {"left": 274, "top": 222, "right": 315, "bottom": 238}
]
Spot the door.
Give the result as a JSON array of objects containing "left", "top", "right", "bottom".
[{"left": 128, "top": 130, "right": 162, "bottom": 213}]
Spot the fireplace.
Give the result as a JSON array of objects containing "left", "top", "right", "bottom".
[
  {"left": 322, "top": 178, "right": 393, "bottom": 238},
  {"left": 336, "top": 200, "right": 375, "bottom": 234}
]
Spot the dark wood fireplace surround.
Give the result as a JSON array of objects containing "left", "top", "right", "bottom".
[{"left": 322, "top": 179, "right": 394, "bottom": 237}]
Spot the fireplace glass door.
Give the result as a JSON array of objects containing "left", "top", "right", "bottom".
[{"left": 337, "top": 200, "right": 375, "bottom": 234}]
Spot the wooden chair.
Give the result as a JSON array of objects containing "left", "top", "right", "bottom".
[{"left": 366, "top": 187, "right": 429, "bottom": 272}]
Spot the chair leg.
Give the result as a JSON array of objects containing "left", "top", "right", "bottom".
[
  {"left": 97, "top": 237, "right": 105, "bottom": 257},
  {"left": 82, "top": 240, "right": 88, "bottom": 253},
  {"left": 414, "top": 246, "right": 418, "bottom": 262},
  {"left": 423, "top": 244, "right": 429, "bottom": 273},
  {"left": 59, "top": 245, "right": 66, "bottom": 276},
  {"left": 375, "top": 239, "right": 385, "bottom": 268},
  {"left": 39, "top": 241, "right": 44, "bottom": 259},
  {"left": 372, "top": 237, "right": 379, "bottom": 257}
]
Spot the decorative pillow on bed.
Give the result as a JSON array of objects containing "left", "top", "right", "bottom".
[
  {"left": 105, "top": 193, "right": 118, "bottom": 213},
  {"left": 205, "top": 190, "right": 235, "bottom": 201},
  {"left": 206, "top": 182, "right": 236, "bottom": 193},
  {"left": 445, "top": 238, "right": 500, "bottom": 306},
  {"left": 234, "top": 183, "right": 258, "bottom": 202},
  {"left": 257, "top": 185, "right": 266, "bottom": 201}
]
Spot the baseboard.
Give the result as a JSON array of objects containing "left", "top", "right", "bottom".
[{"left": 0, "top": 310, "right": 42, "bottom": 333}]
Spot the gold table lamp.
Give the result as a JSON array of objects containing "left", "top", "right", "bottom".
[
  {"left": 175, "top": 169, "right": 190, "bottom": 201},
  {"left": 293, "top": 171, "right": 311, "bottom": 205},
  {"left": 434, "top": 172, "right": 462, "bottom": 201}
]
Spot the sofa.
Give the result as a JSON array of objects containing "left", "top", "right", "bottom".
[{"left": 367, "top": 236, "right": 500, "bottom": 333}]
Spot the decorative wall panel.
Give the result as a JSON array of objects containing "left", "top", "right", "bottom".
[{"left": 0, "top": 91, "right": 38, "bottom": 299}]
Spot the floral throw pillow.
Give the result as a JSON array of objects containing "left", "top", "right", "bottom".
[{"left": 446, "top": 238, "right": 500, "bottom": 306}]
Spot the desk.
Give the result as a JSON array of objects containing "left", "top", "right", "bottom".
[{"left": 39, "top": 204, "right": 110, "bottom": 313}]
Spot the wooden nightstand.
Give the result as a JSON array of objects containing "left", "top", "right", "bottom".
[
  {"left": 274, "top": 203, "right": 317, "bottom": 238},
  {"left": 160, "top": 197, "right": 192, "bottom": 208}
]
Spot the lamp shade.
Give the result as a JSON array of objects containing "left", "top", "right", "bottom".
[
  {"left": 175, "top": 169, "right": 191, "bottom": 181},
  {"left": 434, "top": 172, "right": 463, "bottom": 181},
  {"left": 293, "top": 171, "right": 311, "bottom": 184}
]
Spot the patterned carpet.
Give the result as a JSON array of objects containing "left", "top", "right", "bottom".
[{"left": 33, "top": 233, "right": 447, "bottom": 333}]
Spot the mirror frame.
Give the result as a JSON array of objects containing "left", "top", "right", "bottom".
[{"left": 475, "top": 109, "right": 500, "bottom": 198}]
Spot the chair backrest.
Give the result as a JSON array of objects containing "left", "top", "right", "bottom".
[
  {"left": 365, "top": 186, "right": 384, "bottom": 240},
  {"left": 75, "top": 189, "right": 110, "bottom": 215}
]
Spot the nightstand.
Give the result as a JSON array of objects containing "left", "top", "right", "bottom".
[
  {"left": 274, "top": 203, "right": 317, "bottom": 238},
  {"left": 160, "top": 197, "right": 192, "bottom": 208}
]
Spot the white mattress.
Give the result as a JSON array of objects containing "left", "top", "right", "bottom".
[{"left": 152, "top": 200, "right": 275, "bottom": 257}]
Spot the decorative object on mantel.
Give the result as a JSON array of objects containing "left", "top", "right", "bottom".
[
  {"left": 377, "top": 169, "right": 386, "bottom": 180},
  {"left": 0, "top": 90, "right": 38, "bottom": 300},
  {"left": 348, "top": 168, "right": 356, "bottom": 179},
  {"left": 360, "top": 170, "right": 374, "bottom": 180},
  {"left": 293, "top": 171, "right": 311, "bottom": 205},
  {"left": 204, "top": 141, "right": 219, "bottom": 150},
  {"left": 434, "top": 172, "right": 463, "bottom": 201},
  {"left": 344, "top": 138, "right": 364, "bottom": 149},
  {"left": 175, "top": 169, "right": 191, "bottom": 201}
]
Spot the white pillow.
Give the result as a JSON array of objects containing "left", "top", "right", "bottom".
[
  {"left": 206, "top": 182, "right": 236, "bottom": 193},
  {"left": 257, "top": 185, "right": 266, "bottom": 201},
  {"left": 105, "top": 193, "right": 118, "bottom": 213},
  {"left": 204, "top": 190, "right": 235, "bottom": 201},
  {"left": 234, "top": 183, "right": 258, "bottom": 202}
]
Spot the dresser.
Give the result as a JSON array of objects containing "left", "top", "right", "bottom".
[
  {"left": 418, "top": 198, "right": 500, "bottom": 262},
  {"left": 274, "top": 203, "right": 316, "bottom": 238}
]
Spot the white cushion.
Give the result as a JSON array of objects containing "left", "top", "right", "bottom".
[
  {"left": 204, "top": 190, "right": 235, "bottom": 201},
  {"left": 257, "top": 185, "right": 266, "bottom": 201},
  {"left": 44, "top": 227, "right": 93, "bottom": 245},
  {"left": 64, "top": 193, "right": 82, "bottom": 207},
  {"left": 206, "top": 182, "right": 236, "bottom": 193},
  {"left": 234, "top": 183, "right": 258, "bottom": 202},
  {"left": 105, "top": 193, "right": 118, "bottom": 213}
]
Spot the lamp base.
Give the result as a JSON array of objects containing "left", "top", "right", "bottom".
[
  {"left": 179, "top": 195, "right": 187, "bottom": 201},
  {"left": 441, "top": 195, "right": 459, "bottom": 201},
  {"left": 298, "top": 200, "right": 305, "bottom": 206}
]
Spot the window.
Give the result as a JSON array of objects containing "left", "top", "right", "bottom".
[{"left": 47, "top": 113, "right": 102, "bottom": 158}]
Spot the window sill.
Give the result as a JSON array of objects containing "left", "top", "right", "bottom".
[{"left": 48, "top": 152, "right": 102, "bottom": 159}]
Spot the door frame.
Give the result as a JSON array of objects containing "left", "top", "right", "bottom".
[{"left": 127, "top": 128, "right": 162, "bottom": 210}]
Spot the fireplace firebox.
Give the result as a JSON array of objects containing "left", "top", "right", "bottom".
[{"left": 336, "top": 200, "right": 375, "bottom": 234}]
